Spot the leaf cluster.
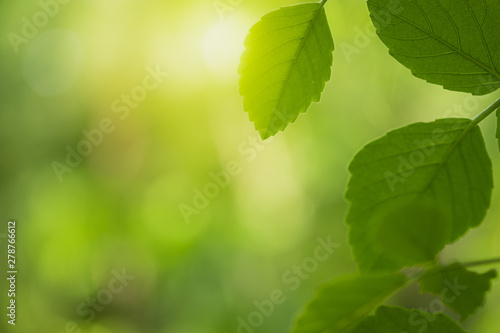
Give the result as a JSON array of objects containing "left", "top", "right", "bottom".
[{"left": 238, "top": 0, "right": 500, "bottom": 331}]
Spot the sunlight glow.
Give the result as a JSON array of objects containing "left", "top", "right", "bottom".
[{"left": 202, "top": 19, "right": 247, "bottom": 76}]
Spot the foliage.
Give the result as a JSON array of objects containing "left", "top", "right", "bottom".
[
  {"left": 291, "top": 273, "right": 407, "bottom": 333},
  {"left": 419, "top": 263, "right": 497, "bottom": 321},
  {"left": 238, "top": 0, "right": 500, "bottom": 331},
  {"left": 354, "top": 306, "right": 467, "bottom": 333},
  {"left": 346, "top": 118, "right": 492, "bottom": 272},
  {"left": 238, "top": 2, "right": 334, "bottom": 139},
  {"left": 367, "top": 0, "right": 500, "bottom": 95}
]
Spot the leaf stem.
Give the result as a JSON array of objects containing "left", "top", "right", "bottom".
[
  {"left": 461, "top": 257, "right": 500, "bottom": 268},
  {"left": 406, "top": 257, "right": 500, "bottom": 283},
  {"left": 471, "top": 96, "right": 500, "bottom": 126},
  {"left": 320, "top": 0, "right": 328, "bottom": 7}
]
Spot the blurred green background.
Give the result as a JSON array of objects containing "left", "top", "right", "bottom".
[{"left": 1, "top": 0, "right": 499, "bottom": 332}]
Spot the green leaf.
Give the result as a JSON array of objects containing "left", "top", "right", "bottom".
[
  {"left": 346, "top": 118, "right": 493, "bottom": 272},
  {"left": 367, "top": 0, "right": 500, "bottom": 95},
  {"left": 353, "top": 306, "right": 466, "bottom": 333},
  {"left": 419, "top": 263, "right": 497, "bottom": 321},
  {"left": 238, "top": 2, "right": 334, "bottom": 140},
  {"left": 291, "top": 273, "right": 407, "bottom": 333}
]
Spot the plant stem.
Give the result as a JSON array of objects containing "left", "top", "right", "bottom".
[
  {"left": 462, "top": 257, "right": 500, "bottom": 268},
  {"left": 320, "top": 0, "right": 329, "bottom": 7},
  {"left": 407, "top": 257, "right": 500, "bottom": 283},
  {"left": 471, "top": 96, "right": 500, "bottom": 126}
]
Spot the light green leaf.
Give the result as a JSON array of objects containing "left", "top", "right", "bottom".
[
  {"left": 353, "top": 306, "right": 466, "bottom": 333},
  {"left": 346, "top": 119, "right": 493, "bottom": 272},
  {"left": 238, "top": 2, "right": 334, "bottom": 140},
  {"left": 367, "top": 0, "right": 500, "bottom": 95},
  {"left": 291, "top": 273, "right": 407, "bottom": 333},
  {"left": 419, "top": 263, "right": 497, "bottom": 321}
]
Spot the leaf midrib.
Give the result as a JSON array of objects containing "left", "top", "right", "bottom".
[
  {"left": 418, "top": 121, "right": 475, "bottom": 202},
  {"left": 347, "top": 121, "right": 472, "bottom": 226}
]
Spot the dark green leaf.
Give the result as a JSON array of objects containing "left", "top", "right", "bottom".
[
  {"left": 419, "top": 263, "right": 497, "bottom": 320},
  {"left": 291, "top": 273, "right": 407, "bottom": 333},
  {"left": 367, "top": 0, "right": 500, "bottom": 95},
  {"left": 238, "top": 2, "right": 334, "bottom": 139},
  {"left": 346, "top": 119, "right": 493, "bottom": 272},
  {"left": 353, "top": 306, "right": 466, "bottom": 333}
]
